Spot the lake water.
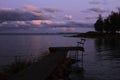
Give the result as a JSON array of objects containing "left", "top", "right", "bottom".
[{"left": 0, "top": 35, "right": 120, "bottom": 80}]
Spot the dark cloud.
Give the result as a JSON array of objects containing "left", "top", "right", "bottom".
[
  {"left": 89, "top": 1, "right": 101, "bottom": 5},
  {"left": 48, "top": 21, "right": 93, "bottom": 28},
  {"left": 0, "top": 8, "right": 52, "bottom": 23},
  {"left": 0, "top": 6, "right": 94, "bottom": 33},
  {"left": 44, "top": 8, "right": 60, "bottom": 13},
  {"left": 0, "top": 20, "right": 93, "bottom": 32},
  {"left": 0, "top": 23, "right": 29, "bottom": 31},
  {"left": 0, "top": 20, "right": 53, "bottom": 31},
  {"left": 89, "top": 0, "right": 107, "bottom": 5},
  {"left": 67, "top": 21, "right": 93, "bottom": 27},
  {"left": 85, "top": 16, "right": 97, "bottom": 20},
  {"left": 116, "top": 7, "right": 120, "bottom": 10},
  {"left": 88, "top": 8, "right": 109, "bottom": 13}
]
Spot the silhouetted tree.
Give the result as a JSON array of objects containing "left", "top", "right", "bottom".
[
  {"left": 94, "top": 9, "right": 120, "bottom": 33},
  {"left": 106, "top": 9, "right": 120, "bottom": 33},
  {"left": 103, "top": 18, "right": 110, "bottom": 33},
  {"left": 109, "top": 11, "right": 118, "bottom": 33},
  {"left": 117, "top": 8, "right": 120, "bottom": 32},
  {"left": 94, "top": 14, "right": 104, "bottom": 33}
]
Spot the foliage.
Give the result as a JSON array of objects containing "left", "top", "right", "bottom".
[
  {"left": 94, "top": 9, "right": 120, "bottom": 33},
  {"left": 94, "top": 14, "right": 104, "bottom": 33},
  {"left": 103, "top": 18, "right": 110, "bottom": 33}
]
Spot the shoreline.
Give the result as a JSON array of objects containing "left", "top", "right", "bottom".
[{"left": 71, "top": 32, "right": 120, "bottom": 38}]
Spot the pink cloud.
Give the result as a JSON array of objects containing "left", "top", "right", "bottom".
[
  {"left": 64, "top": 15, "right": 73, "bottom": 20},
  {"left": 24, "top": 5, "right": 41, "bottom": 13},
  {"left": 30, "top": 20, "right": 53, "bottom": 26}
]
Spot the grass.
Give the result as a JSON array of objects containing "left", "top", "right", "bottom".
[
  {"left": 0, "top": 51, "right": 49, "bottom": 80},
  {"left": 0, "top": 58, "right": 32, "bottom": 80}
]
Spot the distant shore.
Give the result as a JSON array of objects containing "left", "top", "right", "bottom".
[
  {"left": 0, "top": 32, "right": 78, "bottom": 35},
  {"left": 72, "top": 31, "right": 120, "bottom": 38}
]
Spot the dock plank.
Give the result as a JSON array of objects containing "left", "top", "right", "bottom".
[{"left": 49, "top": 47, "right": 84, "bottom": 52}]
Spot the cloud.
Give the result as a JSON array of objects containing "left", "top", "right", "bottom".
[
  {"left": 0, "top": 7, "right": 52, "bottom": 23},
  {"left": 89, "top": 0, "right": 107, "bottom": 5},
  {"left": 85, "top": 16, "right": 97, "bottom": 20},
  {"left": 88, "top": 8, "right": 108, "bottom": 13},
  {"left": 61, "top": 27, "right": 75, "bottom": 32},
  {"left": 0, "top": 20, "right": 53, "bottom": 29},
  {"left": 48, "top": 21, "right": 92, "bottom": 28},
  {"left": 116, "top": 7, "right": 120, "bottom": 10},
  {"left": 30, "top": 20, "right": 53, "bottom": 26},
  {"left": 89, "top": 1, "right": 100, "bottom": 5},
  {"left": 44, "top": 7, "right": 60, "bottom": 13},
  {"left": 30, "top": 20, "right": 42, "bottom": 26},
  {"left": 0, "top": 20, "right": 93, "bottom": 32},
  {"left": 0, "top": 17, "right": 92, "bottom": 33},
  {"left": 64, "top": 15, "right": 73, "bottom": 20},
  {"left": 24, "top": 5, "right": 42, "bottom": 13}
]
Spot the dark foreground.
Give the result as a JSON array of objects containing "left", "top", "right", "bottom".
[{"left": 9, "top": 47, "right": 84, "bottom": 80}]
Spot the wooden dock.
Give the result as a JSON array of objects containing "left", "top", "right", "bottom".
[
  {"left": 49, "top": 47, "right": 84, "bottom": 52},
  {"left": 10, "top": 46, "right": 84, "bottom": 80}
]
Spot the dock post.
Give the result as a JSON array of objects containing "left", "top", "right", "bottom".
[
  {"left": 76, "top": 38, "right": 86, "bottom": 67},
  {"left": 81, "top": 51, "right": 84, "bottom": 68}
]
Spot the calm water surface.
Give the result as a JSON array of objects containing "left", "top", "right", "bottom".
[{"left": 0, "top": 35, "right": 120, "bottom": 80}]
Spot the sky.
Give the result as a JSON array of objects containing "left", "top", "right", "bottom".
[{"left": 0, "top": 0, "right": 120, "bottom": 33}]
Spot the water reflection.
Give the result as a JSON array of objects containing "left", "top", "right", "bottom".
[
  {"left": 95, "top": 38, "right": 120, "bottom": 50},
  {"left": 95, "top": 38, "right": 120, "bottom": 60},
  {"left": 0, "top": 35, "right": 79, "bottom": 66},
  {"left": 89, "top": 38, "right": 120, "bottom": 80},
  {"left": 0, "top": 35, "right": 120, "bottom": 80},
  {"left": 0, "top": 35, "right": 51, "bottom": 66}
]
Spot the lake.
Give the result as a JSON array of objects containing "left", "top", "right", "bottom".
[{"left": 0, "top": 35, "right": 120, "bottom": 80}]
